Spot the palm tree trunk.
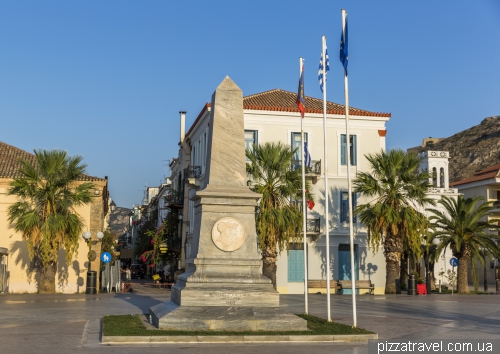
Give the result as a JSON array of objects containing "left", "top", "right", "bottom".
[
  {"left": 262, "top": 244, "right": 277, "bottom": 289},
  {"left": 400, "top": 252, "right": 408, "bottom": 287},
  {"left": 457, "top": 257, "right": 469, "bottom": 294},
  {"left": 384, "top": 233, "right": 402, "bottom": 294},
  {"left": 430, "top": 262, "right": 436, "bottom": 291},
  {"left": 39, "top": 261, "right": 57, "bottom": 294},
  {"left": 385, "top": 251, "right": 400, "bottom": 294}
]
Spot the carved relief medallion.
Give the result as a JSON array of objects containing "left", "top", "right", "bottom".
[{"left": 211, "top": 217, "right": 246, "bottom": 252}]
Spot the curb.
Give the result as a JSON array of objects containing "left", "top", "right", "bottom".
[{"left": 101, "top": 333, "right": 378, "bottom": 344}]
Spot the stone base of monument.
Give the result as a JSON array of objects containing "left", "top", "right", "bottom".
[{"left": 149, "top": 301, "right": 307, "bottom": 331}]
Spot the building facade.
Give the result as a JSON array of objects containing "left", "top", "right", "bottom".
[
  {"left": 168, "top": 87, "right": 391, "bottom": 294},
  {"left": 0, "top": 141, "right": 109, "bottom": 293},
  {"left": 450, "top": 163, "right": 500, "bottom": 289},
  {"left": 418, "top": 151, "right": 460, "bottom": 289}
]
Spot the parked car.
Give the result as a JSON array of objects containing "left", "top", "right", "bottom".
[{"left": 130, "top": 264, "right": 145, "bottom": 279}]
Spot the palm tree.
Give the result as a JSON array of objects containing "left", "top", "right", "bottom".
[
  {"left": 427, "top": 195, "right": 500, "bottom": 294},
  {"left": 353, "top": 149, "right": 434, "bottom": 294},
  {"left": 7, "top": 149, "right": 95, "bottom": 294},
  {"left": 246, "top": 142, "right": 311, "bottom": 288}
]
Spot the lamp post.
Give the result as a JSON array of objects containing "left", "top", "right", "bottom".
[
  {"left": 482, "top": 248, "right": 488, "bottom": 292},
  {"left": 82, "top": 231, "right": 104, "bottom": 294},
  {"left": 425, "top": 248, "right": 431, "bottom": 295}
]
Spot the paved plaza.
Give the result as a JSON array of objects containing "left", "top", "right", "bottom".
[{"left": 0, "top": 280, "right": 499, "bottom": 354}]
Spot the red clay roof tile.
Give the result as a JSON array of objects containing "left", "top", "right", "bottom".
[
  {"left": 242, "top": 89, "right": 391, "bottom": 117},
  {"left": 450, "top": 164, "right": 500, "bottom": 186},
  {"left": 0, "top": 141, "right": 106, "bottom": 182},
  {"left": 185, "top": 89, "right": 391, "bottom": 138}
]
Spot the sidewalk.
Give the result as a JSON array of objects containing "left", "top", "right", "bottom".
[{"left": 0, "top": 288, "right": 499, "bottom": 353}]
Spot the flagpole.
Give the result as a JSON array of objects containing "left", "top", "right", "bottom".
[
  {"left": 341, "top": 8, "right": 357, "bottom": 328},
  {"left": 299, "top": 57, "right": 309, "bottom": 315},
  {"left": 321, "top": 35, "right": 332, "bottom": 322}
]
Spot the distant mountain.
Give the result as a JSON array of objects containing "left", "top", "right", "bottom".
[
  {"left": 408, "top": 116, "right": 500, "bottom": 183},
  {"left": 109, "top": 207, "right": 131, "bottom": 237}
]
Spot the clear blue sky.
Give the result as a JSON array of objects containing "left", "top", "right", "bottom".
[{"left": 1, "top": 1, "right": 499, "bottom": 207}]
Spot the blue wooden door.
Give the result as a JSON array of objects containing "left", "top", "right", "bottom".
[
  {"left": 338, "top": 244, "right": 359, "bottom": 294},
  {"left": 288, "top": 250, "right": 305, "bottom": 282}
]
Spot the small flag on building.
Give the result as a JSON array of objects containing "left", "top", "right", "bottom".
[
  {"left": 318, "top": 48, "right": 330, "bottom": 93},
  {"left": 307, "top": 199, "right": 315, "bottom": 210},
  {"left": 340, "top": 14, "right": 348, "bottom": 72},
  {"left": 304, "top": 141, "right": 312, "bottom": 169},
  {"left": 296, "top": 63, "right": 305, "bottom": 118}
]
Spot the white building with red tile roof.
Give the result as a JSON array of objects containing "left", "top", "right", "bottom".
[{"left": 169, "top": 86, "right": 391, "bottom": 294}]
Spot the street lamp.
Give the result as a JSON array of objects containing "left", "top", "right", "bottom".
[{"left": 82, "top": 231, "right": 105, "bottom": 294}]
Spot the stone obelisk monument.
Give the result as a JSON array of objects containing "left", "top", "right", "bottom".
[{"left": 150, "top": 77, "right": 306, "bottom": 331}]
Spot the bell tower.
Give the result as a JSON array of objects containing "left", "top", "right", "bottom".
[{"left": 419, "top": 151, "right": 450, "bottom": 189}]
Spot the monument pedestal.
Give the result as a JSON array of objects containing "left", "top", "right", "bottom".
[{"left": 150, "top": 302, "right": 306, "bottom": 331}]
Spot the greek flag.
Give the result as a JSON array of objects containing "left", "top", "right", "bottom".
[
  {"left": 318, "top": 48, "right": 330, "bottom": 93},
  {"left": 304, "top": 141, "right": 312, "bottom": 169}
]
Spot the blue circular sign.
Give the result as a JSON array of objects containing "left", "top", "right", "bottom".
[
  {"left": 449, "top": 257, "right": 458, "bottom": 267},
  {"left": 101, "top": 252, "right": 112, "bottom": 263}
]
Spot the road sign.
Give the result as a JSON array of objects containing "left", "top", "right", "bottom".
[
  {"left": 101, "top": 252, "right": 112, "bottom": 263},
  {"left": 450, "top": 257, "right": 458, "bottom": 267}
]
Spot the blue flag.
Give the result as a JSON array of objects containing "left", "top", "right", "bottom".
[
  {"left": 318, "top": 48, "right": 330, "bottom": 93},
  {"left": 340, "top": 16, "right": 348, "bottom": 72},
  {"left": 304, "top": 141, "right": 312, "bottom": 169}
]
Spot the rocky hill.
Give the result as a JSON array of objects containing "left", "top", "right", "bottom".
[
  {"left": 109, "top": 206, "right": 131, "bottom": 237},
  {"left": 408, "top": 116, "right": 500, "bottom": 183}
]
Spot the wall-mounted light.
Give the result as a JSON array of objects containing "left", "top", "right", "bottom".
[{"left": 110, "top": 200, "right": 116, "bottom": 212}]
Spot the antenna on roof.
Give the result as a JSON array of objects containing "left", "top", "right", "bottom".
[{"left": 162, "top": 159, "right": 171, "bottom": 180}]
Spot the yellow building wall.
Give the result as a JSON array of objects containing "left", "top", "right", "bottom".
[{"left": 0, "top": 178, "right": 107, "bottom": 294}]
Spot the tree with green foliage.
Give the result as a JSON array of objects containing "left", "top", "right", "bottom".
[
  {"left": 135, "top": 210, "right": 180, "bottom": 275},
  {"left": 427, "top": 195, "right": 500, "bottom": 293},
  {"left": 353, "top": 149, "right": 434, "bottom": 294},
  {"left": 246, "top": 142, "right": 312, "bottom": 289},
  {"left": 7, "top": 149, "right": 95, "bottom": 294}
]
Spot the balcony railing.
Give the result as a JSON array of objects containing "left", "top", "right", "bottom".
[
  {"left": 165, "top": 190, "right": 184, "bottom": 207},
  {"left": 291, "top": 160, "right": 321, "bottom": 175},
  {"left": 184, "top": 166, "right": 202, "bottom": 182},
  {"left": 427, "top": 187, "right": 459, "bottom": 195},
  {"left": 306, "top": 218, "right": 320, "bottom": 234},
  {"left": 492, "top": 201, "right": 500, "bottom": 209}
]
